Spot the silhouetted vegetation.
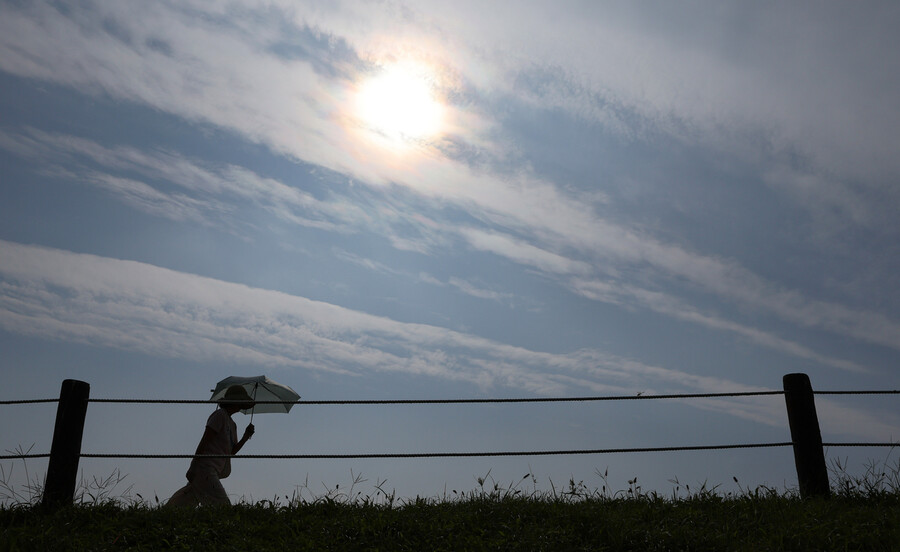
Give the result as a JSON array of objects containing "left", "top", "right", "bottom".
[{"left": 2, "top": 457, "right": 899, "bottom": 550}]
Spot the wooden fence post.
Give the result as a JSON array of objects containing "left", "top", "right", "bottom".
[
  {"left": 783, "top": 373, "right": 830, "bottom": 498},
  {"left": 42, "top": 379, "right": 90, "bottom": 509}
]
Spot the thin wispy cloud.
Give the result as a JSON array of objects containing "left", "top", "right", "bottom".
[
  {"left": 570, "top": 278, "right": 866, "bottom": 374},
  {"left": 4, "top": 0, "right": 900, "bottom": 226},
  {"left": 0, "top": 240, "right": 725, "bottom": 397},
  {"left": 0, "top": 127, "right": 366, "bottom": 234},
  {"left": 447, "top": 277, "right": 513, "bottom": 304},
  {"left": 1, "top": 239, "right": 895, "bottom": 440},
  {"left": 87, "top": 173, "right": 215, "bottom": 226},
  {"left": 3, "top": 121, "right": 898, "bottom": 370}
]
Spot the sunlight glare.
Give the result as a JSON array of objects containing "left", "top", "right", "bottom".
[{"left": 356, "top": 63, "right": 444, "bottom": 144}]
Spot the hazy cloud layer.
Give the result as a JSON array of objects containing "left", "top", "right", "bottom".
[
  {"left": 0, "top": 239, "right": 745, "bottom": 397},
  {"left": 1, "top": 240, "right": 896, "bottom": 439},
  {"left": 0, "top": 121, "right": 887, "bottom": 376},
  {"left": 3, "top": 3, "right": 899, "bottom": 356}
]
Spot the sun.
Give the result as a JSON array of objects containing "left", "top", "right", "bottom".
[{"left": 355, "top": 62, "right": 445, "bottom": 144}]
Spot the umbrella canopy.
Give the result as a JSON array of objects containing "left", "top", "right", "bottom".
[{"left": 210, "top": 375, "right": 300, "bottom": 415}]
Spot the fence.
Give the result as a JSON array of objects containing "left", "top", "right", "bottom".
[{"left": 2, "top": 373, "right": 898, "bottom": 508}]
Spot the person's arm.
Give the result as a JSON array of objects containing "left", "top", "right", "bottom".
[{"left": 232, "top": 424, "right": 255, "bottom": 454}]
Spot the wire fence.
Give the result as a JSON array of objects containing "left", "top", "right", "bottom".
[
  {"left": 1, "top": 388, "right": 897, "bottom": 461},
  {"left": 5, "top": 444, "right": 898, "bottom": 461},
  {"left": 4, "top": 388, "right": 898, "bottom": 406}
]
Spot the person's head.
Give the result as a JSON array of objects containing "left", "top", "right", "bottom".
[{"left": 218, "top": 385, "right": 255, "bottom": 414}]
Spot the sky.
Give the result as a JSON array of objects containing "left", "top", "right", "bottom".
[{"left": 1, "top": 0, "right": 898, "bottom": 504}]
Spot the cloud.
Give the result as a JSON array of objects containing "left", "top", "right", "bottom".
[
  {"left": 458, "top": 227, "right": 592, "bottom": 276},
  {"left": 570, "top": 278, "right": 866, "bottom": 374},
  {"left": 332, "top": 250, "right": 516, "bottom": 306},
  {"left": 333, "top": 249, "right": 403, "bottom": 276},
  {"left": 86, "top": 173, "right": 216, "bottom": 225},
  {"left": 3, "top": 2, "right": 899, "bottom": 368},
  {"left": 4, "top": 0, "right": 900, "bottom": 208},
  {"left": 763, "top": 165, "right": 900, "bottom": 238},
  {"left": 415, "top": 271, "right": 514, "bottom": 305},
  {"left": 6, "top": 126, "right": 900, "bottom": 371},
  {"left": 448, "top": 3, "right": 900, "bottom": 183},
  {"left": 312, "top": 1, "right": 900, "bottom": 232},
  {"left": 10, "top": 238, "right": 889, "bottom": 434},
  {"left": 0, "top": 127, "right": 368, "bottom": 235},
  {"left": 1, "top": 239, "right": 897, "bottom": 439},
  {"left": 446, "top": 277, "right": 512, "bottom": 303}
]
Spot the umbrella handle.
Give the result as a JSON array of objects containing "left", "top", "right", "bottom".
[{"left": 250, "top": 382, "right": 258, "bottom": 425}]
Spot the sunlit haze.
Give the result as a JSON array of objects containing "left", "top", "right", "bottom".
[{"left": 355, "top": 62, "right": 445, "bottom": 144}]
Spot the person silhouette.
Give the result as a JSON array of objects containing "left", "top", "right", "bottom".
[{"left": 166, "top": 385, "right": 256, "bottom": 506}]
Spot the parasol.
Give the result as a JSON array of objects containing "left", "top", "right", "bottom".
[{"left": 210, "top": 375, "right": 300, "bottom": 422}]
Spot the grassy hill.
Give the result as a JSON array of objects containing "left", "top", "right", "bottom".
[
  {"left": 3, "top": 459, "right": 899, "bottom": 550},
  {"left": 3, "top": 489, "right": 900, "bottom": 551}
]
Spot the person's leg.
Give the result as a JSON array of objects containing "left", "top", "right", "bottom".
[
  {"left": 192, "top": 470, "right": 230, "bottom": 506},
  {"left": 166, "top": 481, "right": 200, "bottom": 507}
]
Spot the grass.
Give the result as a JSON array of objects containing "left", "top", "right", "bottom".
[
  {"left": 3, "top": 490, "right": 900, "bottom": 551},
  {"left": 2, "top": 455, "right": 899, "bottom": 551}
]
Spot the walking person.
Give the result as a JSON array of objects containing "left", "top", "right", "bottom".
[{"left": 166, "top": 385, "right": 256, "bottom": 506}]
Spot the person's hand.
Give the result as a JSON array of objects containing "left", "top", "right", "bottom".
[{"left": 243, "top": 423, "right": 255, "bottom": 441}]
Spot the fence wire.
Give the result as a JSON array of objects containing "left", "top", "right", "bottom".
[
  {"left": 4, "top": 442, "right": 898, "bottom": 461},
  {"left": 0, "top": 398, "right": 60, "bottom": 405},
  {"left": 2, "top": 388, "right": 896, "bottom": 461},
  {"left": 80, "top": 443, "right": 795, "bottom": 459},
  {"left": 815, "top": 390, "right": 900, "bottom": 395},
  {"left": 83, "top": 391, "right": 785, "bottom": 405},
  {"left": 6, "top": 389, "right": 900, "bottom": 406},
  {"left": 3, "top": 388, "right": 899, "bottom": 406}
]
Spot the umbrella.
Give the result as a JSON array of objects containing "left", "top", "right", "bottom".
[{"left": 210, "top": 375, "right": 300, "bottom": 422}]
